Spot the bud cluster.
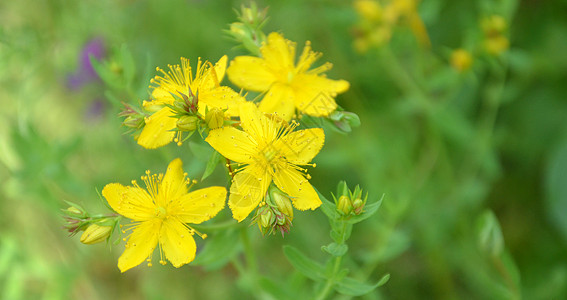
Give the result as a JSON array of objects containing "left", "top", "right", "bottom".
[
  {"left": 119, "top": 103, "right": 146, "bottom": 135},
  {"left": 225, "top": 3, "right": 269, "bottom": 55},
  {"left": 252, "top": 186, "right": 294, "bottom": 236},
  {"left": 333, "top": 181, "right": 368, "bottom": 217},
  {"left": 62, "top": 201, "right": 117, "bottom": 245},
  {"left": 481, "top": 15, "right": 509, "bottom": 56}
]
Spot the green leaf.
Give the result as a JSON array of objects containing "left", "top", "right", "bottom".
[
  {"left": 321, "top": 243, "right": 348, "bottom": 257},
  {"left": 347, "top": 194, "right": 384, "bottom": 224},
  {"left": 546, "top": 140, "right": 567, "bottom": 242},
  {"left": 334, "top": 273, "right": 390, "bottom": 296},
  {"left": 120, "top": 44, "right": 136, "bottom": 84},
  {"left": 476, "top": 210, "right": 504, "bottom": 257},
  {"left": 202, "top": 150, "right": 222, "bottom": 181},
  {"left": 90, "top": 55, "right": 122, "bottom": 90},
  {"left": 320, "top": 193, "right": 337, "bottom": 220},
  {"left": 191, "top": 229, "right": 240, "bottom": 270},
  {"left": 283, "top": 246, "right": 326, "bottom": 281}
]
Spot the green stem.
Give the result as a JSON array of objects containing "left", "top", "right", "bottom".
[{"left": 315, "top": 256, "right": 343, "bottom": 300}]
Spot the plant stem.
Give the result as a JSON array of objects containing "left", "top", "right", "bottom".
[{"left": 315, "top": 256, "right": 343, "bottom": 300}]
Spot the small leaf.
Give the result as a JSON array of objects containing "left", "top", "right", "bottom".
[
  {"left": 347, "top": 194, "right": 384, "bottom": 224},
  {"left": 202, "top": 150, "right": 222, "bottom": 181},
  {"left": 321, "top": 243, "right": 348, "bottom": 257},
  {"left": 334, "top": 273, "right": 389, "bottom": 296},
  {"left": 283, "top": 246, "right": 326, "bottom": 281}
]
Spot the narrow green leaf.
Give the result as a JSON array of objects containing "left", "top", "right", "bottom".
[
  {"left": 202, "top": 150, "right": 222, "bottom": 181},
  {"left": 321, "top": 242, "right": 348, "bottom": 257},
  {"left": 283, "top": 246, "right": 326, "bottom": 281},
  {"left": 334, "top": 274, "right": 390, "bottom": 296},
  {"left": 120, "top": 44, "right": 136, "bottom": 84},
  {"left": 320, "top": 195, "right": 337, "bottom": 220},
  {"left": 347, "top": 194, "right": 384, "bottom": 224}
]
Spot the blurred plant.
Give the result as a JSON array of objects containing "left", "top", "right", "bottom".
[
  {"left": 352, "top": 0, "right": 430, "bottom": 53},
  {"left": 67, "top": 38, "right": 106, "bottom": 90}
]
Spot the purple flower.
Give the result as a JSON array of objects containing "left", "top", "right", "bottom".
[{"left": 67, "top": 38, "right": 106, "bottom": 90}]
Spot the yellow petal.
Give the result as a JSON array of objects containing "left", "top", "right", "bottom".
[
  {"left": 291, "top": 74, "right": 349, "bottom": 117},
  {"left": 150, "top": 87, "right": 177, "bottom": 105},
  {"left": 276, "top": 128, "right": 325, "bottom": 165},
  {"left": 258, "top": 84, "right": 296, "bottom": 121},
  {"left": 158, "top": 158, "right": 187, "bottom": 207},
  {"left": 200, "top": 55, "right": 228, "bottom": 91},
  {"left": 118, "top": 219, "right": 160, "bottom": 272},
  {"left": 273, "top": 166, "right": 321, "bottom": 211},
  {"left": 229, "top": 168, "right": 271, "bottom": 222},
  {"left": 173, "top": 186, "right": 227, "bottom": 224},
  {"left": 137, "top": 107, "right": 177, "bottom": 149},
  {"left": 205, "top": 126, "right": 256, "bottom": 164},
  {"left": 102, "top": 183, "right": 155, "bottom": 221},
  {"left": 159, "top": 218, "right": 197, "bottom": 268},
  {"left": 227, "top": 56, "right": 276, "bottom": 91},
  {"left": 198, "top": 86, "right": 245, "bottom": 117},
  {"left": 261, "top": 32, "right": 295, "bottom": 72},
  {"left": 239, "top": 101, "right": 276, "bottom": 142}
]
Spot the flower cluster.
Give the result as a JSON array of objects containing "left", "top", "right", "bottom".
[
  {"left": 69, "top": 6, "right": 354, "bottom": 272},
  {"left": 352, "top": 0, "right": 430, "bottom": 52}
]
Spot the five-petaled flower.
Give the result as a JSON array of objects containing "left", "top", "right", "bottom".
[
  {"left": 205, "top": 102, "right": 324, "bottom": 222},
  {"left": 138, "top": 56, "right": 244, "bottom": 149},
  {"left": 102, "top": 158, "right": 226, "bottom": 272},
  {"left": 227, "top": 32, "right": 349, "bottom": 121}
]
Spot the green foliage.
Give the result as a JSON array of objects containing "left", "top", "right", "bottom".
[{"left": 1, "top": 0, "right": 566, "bottom": 298}]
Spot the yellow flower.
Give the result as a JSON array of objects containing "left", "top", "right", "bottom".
[
  {"left": 102, "top": 158, "right": 226, "bottom": 272},
  {"left": 205, "top": 102, "right": 324, "bottom": 222},
  {"left": 227, "top": 32, "right": 349, "bottom": 121},
  {"left": 450, "top": 49, "right": 473, "bottom": 72},
  {"left": 137, "top": 56, "right": 245, "bottom": 149}
]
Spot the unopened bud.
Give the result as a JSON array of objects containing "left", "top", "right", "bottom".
[
  {"left": 272, "top": 191, "right": 294, "bottom": 221},
  {"left": 352, "top": 198, "right": 365, "bottom": 215},
  {"left": 176, "top": 115, "right": 199, "bottom": 131},
  {"left": 123, "top": 115, "right": 144, "bottom": 129},
  {"left": 205, "top": 107, "right": 225, "bottom": 129},
  {"left": 337, "top": 195, "right": 353, "bottom": 215},
  {"left": 259, "top": 210, "right": 274, "bottom": 228},
  {"left": 66, "top": 206, "right": 82, "bottom": 216},
  {"left": 80, "top": 224, "right": 112, "bottom": 245},
  {"left": 230, "top": 22, "right": 248, "bottom": 38}
]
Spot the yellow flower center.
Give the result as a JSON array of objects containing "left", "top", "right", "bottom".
[
  {"left": 286, "top": 71, "right": 294, "bottom": 84},
  {"left": 156, "top": 206, "right": 167, "bottom": 219}
]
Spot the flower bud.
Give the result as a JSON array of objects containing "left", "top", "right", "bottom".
[
  {"left": 352, "top": 198, "right": 365, "bottom": 215},
  {"left": 176, "top": 115, "right": 199, "bottom": 131},
  {"left": 272, "top": 190, "right": 293, "bottom": 221},
  {"left": 66, "top": 206, "right": 82, "bottom": 216},
  {"left": 205, "top": 107, "right": 225, "bottom": 129},
  {"left": 337, "top": 195, "right": 353, "bottom": 215},
  {"left": 80, "top": 223, "right": 112, "bottom": 245}
]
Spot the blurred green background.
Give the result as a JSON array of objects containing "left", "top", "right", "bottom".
[{"left": 1, "top": 0, "right": 567, "bottom": 299}]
